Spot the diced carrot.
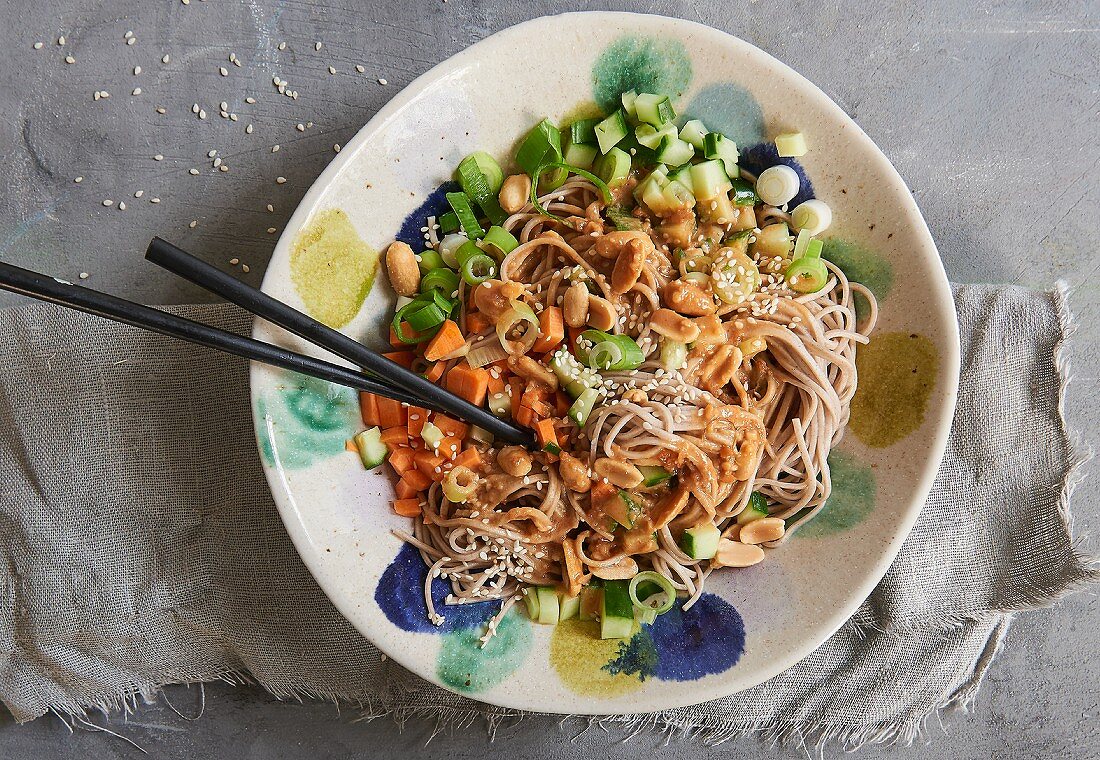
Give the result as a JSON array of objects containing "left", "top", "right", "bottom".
[
  {"left": 414, "top": 449, "right": 446, "bottom": 478},
  {"left": 437, "top": 436, "right": 463, "bottom": 461},
  {"left": 391, "top": 498, "right": 422, "bottom": 517},
  {"left": 515, "top": 404, "right": 535, "bottom": 428},
  {"left": 360, "top": 392, "right": 381, "bottom": 427},
  {"left": 389, "top": 326, "right": 407, "bottom": 349},
  {"left": 387, "top": 447, "right": 416, "bottom": 475},
  {"left": 452, "top": 447, "right": 482, "bottom": 470},
  {"left": 406, "top": 406, "right": 429, "bottom": 438},
  {"left": 486, "top": 370, "right": 506, "bottom": 396},
  {"left": 532, "top": 306, "right": 564, "bottom": 353},
  {"left": 401, "top": 469, "right": 432, "bottom": 491},
  {"left": 383, "top": 350, "right": 416, "bottom": 368},
  {"left": 566, "top": 326, "right": 585, "bottom": 354},
  {"left": 508, "top": 377, "right": 524, "bottom": 418},
  {"left": 423, "top": 361, "right": 446, "bottom": 383},
  {"left": 444, "top": 362, "right": 490, "bottom": 406},
  {"left": 534, "top": 418, "right": 558, "bottom": 450},
  {"left": 380, "top": 426, "right": 410, "bottom": 448},
  {"left": 554, "top": 391, "right": 572, "bottom": 416},
  {"left": 424, "top": 320, "right": 465, "bottom": 362},
  {"left": 395, "top": 479, "right": 419, "bottom": 499},
  {"left": 376, "top": 396, "right": 407, "bottom": 429},
  {"left": 466, "top": 311, "right": 491, "bottom": 334},
  {"left": 432, "top": 414, "right": 470, "bottom": 440}
]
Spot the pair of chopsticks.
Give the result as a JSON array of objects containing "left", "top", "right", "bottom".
[{"left": 0, "top": 238, "right": 535, "bottom": 448}]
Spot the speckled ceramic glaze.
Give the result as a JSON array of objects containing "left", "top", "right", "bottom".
[{"left": 250, "top": 12, "right": 959, "bottom": 714}]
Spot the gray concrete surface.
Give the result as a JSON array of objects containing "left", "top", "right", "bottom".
[{"left": 1, "top": 0, "right": 1098, "bottom": 757}]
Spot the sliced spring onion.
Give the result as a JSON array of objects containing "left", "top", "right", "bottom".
[
  {"left": 595, "top": 147, "right": 632, "bottom": 185},
  {"left": 791, "top": 199, "right": 832, "bottom": 236},
  {"left": 496, "top": 299, "right": 540, "bottom": 354},
  {"left": 466, "top": 337, "right": 508, "bottom": 367},
  {"left": 682, "top": 271, "right": 710, "bottom": 287},
  {"left": 515, "top": 118, "right": 563, "bottom": 177},
  {"left": 678, "top": 252, "right": 712, "bottom": 277},
  {"left": 775, "top": 131, "right": 808, "bottom": 157},
  {"left": 755, "top": 165, "right": 800, "bottom": 207},
  {"left": 455, "top": 239, "right": 484, "bottom": 268},
  {"left": 459, "top": 151, "right": 504, "bottom": 193},
  {"left": 437, "top": 233, "right": 468, "bottom": 267},
  {"left": 460, "top": 253, "right": 496, "bottom": 285},
  {"left": 438, "top": 211, "right": 460, "bottom": 235},
  {"left": 679, "top": 119, "right": 708, "bottom": 149},
  {"left": 481, "top": 225, "right": 519, "bottom": 259},
  {"left": 445, "top": 192, "right": 485, "bottom": 239},
  {"left": 569, "top": 117, "right": 602, "bottom": 145},
  {"left": 638, "top": 465, "right": 673, "bottom": 487},
  {"left": 628, "top": 571, "right": 676, "bottom": 614},
  {"left": 594, "top": 109, "right": 629, "bottom": 154},
  {"left": 456, "top": 153, "right": 507, "bottom": 225},
  {"left": 792, "top": 228, "right": 814, "bottom": 260},
  {"left": 404, "top": 302, "right": 447, "bottom": 332},
  {"left": 417, "top": 249, "right": 446, "bottom": 273},
  {"left": 488, "top": 389, "right": 512, "bottom": 417},
  {"left": 729, "top": 177, "right": 760, "bottom": 206},
  {"left": 659, "top": 338, "right": 688, "bottom": 370},
  {"left": 392, "top": 301, "right": 438, "bottom": 344},
  {"left": 419, "top": 267, "right": 459, "bottom": 295},
  {"left": 421, "top": 420, "right": 444, "bottom": 450},
  {"left": 441, "top": 465, "right": 478, "bottom": 503},
  {"left": 785, "top": 256, "right": 829, "bottom": 293},
  {"left": 529, "top": 162, "right": 613, "bottom": 222},
  {"left": 576, "top": 330, "right": 644, "bottom": 371},
  {"left": 738, "top": 335, "right": 768, "bottom": 357}
]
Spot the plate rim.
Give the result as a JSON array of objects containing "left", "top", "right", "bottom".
[{"left": 251, "top": 10, "right": 961, "bottom": 714}]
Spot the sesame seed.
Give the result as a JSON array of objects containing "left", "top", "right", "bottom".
[
  {"left": 189, "top": 168, "right": 199, "bottom": 175},
  {"left": 220, "top": 101, "right": 228, "bottom": 111},
  {"left": 162, "top": 54, "right": 170, "bottom": 64},
  {"left": 230, "top": 258, "right": 239, "bottom": 265},
  {"left": 218, "top": 165, "right": 228, "bottom": 172},
  {"left": 245, "top": 124, "right": 253, "bottom": 134},
  {"left": 245, "top": 96, "right": 256, "bottom": 104},
  {"left": 271, "top": 145, "right": 280, "bottom": 152},
  {"left": 241, "top": 265, "right": 250, "bottom": 273},
  {"left": 276, "top": 176, "right": 286, "bottom": 184},
  {"left": 267, "top": 227, "right": 276, "bottom": 234},
  {"left": 33, "top": 42, "right": 43, "bottom": 50},
  {"left": 102, "top": 199, "right": 112, "bottom": 206},
  {"left": 295, "top": 123, "right": 305, "bottom": 132},
  {"left": 134, "top": 190, "right": 143, "bottom": 198},
  {"left": 134, "top": 66, "right": 141, "bottom": 75},
  {"left": 58, "top": 36, "right": 65, "bottom": 45},
  {"left": 79, "top": 272, "right": 88, "bottom": 279},
  {"left": 328, "top": 66, "right": 336, "bottom": 75},
  {"left": 212, "top": 157, "right": 222, "bottom": 167},
  {"left": 266, "top": 204, "right": 274, "bottom": 212},
  {"left": 189, "top": 220, "right": 197, "bottom": 228},
  {"left": 118, "top": 201, "right": 126, "bottom": 211},
  {"left": 74, "top": 177, "right": 82, "bottom": 183},
  {"left": 377, "top": 77, "right": 387, "bottom": 85},
  {"left": 154, "top": 154, "right": 163, "bottom": 161},
  {"left": 132, "top": 88, "right": 142, "bottom": 96},
  {"left": 219, "top": 67, "right": 228, "bottom": 76},
  {"left": 150, "top": 197, "right": 160, "bottom": 203},
  {"left": 199, "top": 109, "right": 206, "bottom": 119},
  {"left": 314, "top": 42, "right": 322, "bottom": 51},
  {"left": 355, "top": 64, "right": 365, "bottom": 73},
  {"left": 127, "top": 38, "right": 135, "bottom": 46},
  {"left": 333, "top": 143, "right": 341, "bottom": 153},
  {"left": 65, "top": 55, "right": 75, "bottom": 64},
  {"left": 278, "top": 42, "right": 286, "bottom": 50}
]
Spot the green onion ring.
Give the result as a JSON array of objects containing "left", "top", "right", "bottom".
[
  {"left": 460, "top": 253, "right": 497, "bottom": 286},
  {"left": 530, "top": 161, "right": 613, "bottom": 223},
  {"left": 628, "top": 571, "right": 676, "bottom": 614}
]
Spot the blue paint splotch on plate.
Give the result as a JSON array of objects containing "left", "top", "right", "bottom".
[
  {"left": 646, "top": 594, "right": 746, "bottom": 681},
  {"left": 374, "top": 543, "right": 497, "bottom": 633},
  {"left": 395, "top": 181, "right": 460, "bottom": 250},
  {"left": 603, "top": 627, "right": 660, "bottom": 682},
  {"left": 738, "top": 143, "right": 816, "bottom": 208},
  {"left": 682, "top": 83, "right": 766, "bottom": 147}
]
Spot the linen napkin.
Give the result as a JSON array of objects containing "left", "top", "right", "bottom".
[{"left": 0, "top": 283, "right": 1094, "bottom": 749}]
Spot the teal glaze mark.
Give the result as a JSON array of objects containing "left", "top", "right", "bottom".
[
  {"left": 822, "top": 238, "right": 895, "bottom": 321},
  {"left": 437, "top": 608, "right": 533, "bottom": 692},
  {"left": 592, "top": 36, "right": 692, "bottom": 112},
  {"left": 255, "top": 372, "right": 360, "bottom": 469},
  {"left": 603, "top": 628, "right": 659, "bottom": 682},
  {"left": 797, "top": 450, "right": 876, "bottom": 538},
  {"left": 682, "top": 83, "right": 765, "bottom": 147}
]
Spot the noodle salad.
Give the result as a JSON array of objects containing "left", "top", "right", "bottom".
[{"left": 351, "top": 91, "right": 876, "bottom": 643}]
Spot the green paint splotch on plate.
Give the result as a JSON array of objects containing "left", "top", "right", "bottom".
[
  {"left": 682, "top": 83, "right": 765, "bottom": 147},
  {"left": 592, "top": 36, "right": 692, "bottom": 113},
  {"left": 797, "top": 451, "right": 876, "bottom": 538},
  {"left": 255, "top": 372, "right": 360, "bottom": 469},
  {"left": 436, "top": 609, "right": 532, "bottom": 692},
  {"left": 290, "top": 208, "right": 379, "bottom": 329},
  {"left": 822, "top": 238, "right": 895, "bottom": 321},
  {"left": 850, "top": 332, "right": 939, "bottom": 448},
  {"left": 550, "top": 619, "right": 644, "bottom": 697}
]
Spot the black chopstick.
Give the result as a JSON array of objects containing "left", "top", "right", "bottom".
[
  {"left": 145, "top": 238, "right": 536, "bottom": 448},
  {"left": 0, "top": 260, "right": 430, "bottom": 408}
]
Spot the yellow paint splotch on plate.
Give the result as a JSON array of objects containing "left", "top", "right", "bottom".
[
  {"left": 290, "top": 208, "right": 379, "bottom": 328},
  {"left": 549, "top": 619, "right": 643, "bottom": 697},
  {"left": 850, "top": 331, "right": 939, "bottom": 448}
]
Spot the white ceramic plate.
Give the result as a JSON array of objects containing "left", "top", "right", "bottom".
[{"left": 250, "top": 11, "right": 959, "bottom": 714}]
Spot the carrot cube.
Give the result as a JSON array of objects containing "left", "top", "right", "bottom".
[
  {"left": 360, "top": 392, "right": 381, "bottom": 427},
  {"left": 400, "top": 469, "right": 432, "bottom": 491},
  {"left": 391, "top": 498, "right": 422, "bottom": 517}
]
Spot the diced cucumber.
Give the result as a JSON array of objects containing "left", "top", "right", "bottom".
[
  {"left": 737, "top": 492, "right": 770, "bottom": 525},
  {"left": 468, "top": 425, "right": 494, "bottom": 444},
  {"left": 638, "top": 171, "right": 670, "bottom": 213},
  {"left": 523, "top": 586, "right": 540, "bottom": 620},
  {"left": 775, "top": 131, "right": 808, "bottom": 157},
  {"left": 536, "top": 586, "right": 560, "bottom": 624},
  {"left": 690, "top": 159, "right": 733, "bottom": 201},
  {"left": 594, "top": 147, "right": 631, "bottom": 184},
  {"left": 595, "top": 110, "right": 630, "bottom": 154},
  {"left": 569, "top": 387, "right": 599, "bottom": 426},
  {"left": 569, "top": 117, "right": 602, "bottom": 146},
  {"left": 680, "top": 523, "right": 721, "bottom": 559},
  {"left": 353, "top": 427, "right": 389, "bottom": 469},
  {"left": 655, "top": 135, "right": 695, "bottom": 167},
  {"left": 606, "top": 205, "right": 644, "bottom": 231},
  {"left": 620, "top": 90, "right": 639, "bottom": 120},
  {"left": 679, "top": 119, "right": 708, "bottom": 149},
  {"left": 563, "top": 141, "right": 599, "bottom": 171},
  {"left": 668, "top": 165, "right": 693, "bottom": 188},
  {"left": 660, "top": 338, "right": 688, "bottom": 370},
  {"left": 633, "top": 93, "right": 676, "bottom": 126},
  {"left": 703, "top": 132, "right": 740, "bottom": 178},
  {"left": 488, "top": 390, "right": 512, "bottom": 418},
  {"left": 751, "top": 222, "right": 792, "bottom": 259},
  {"left": 558, "top": 593, "right": 581, "bottom": 621},
  {"left": 600, "top": 580, "right": 636, "bottom": 639},
  {"left": 662, "top": 178, "right": 696, "bottom": 210},
  {"left": 730, "top": 177, "right": 759, "bottom": 206},
  {"left": 579, "top": 586, "right": 602, "bottom": 621},
  {"left": 638, "top": 465, "right": 673, "bottom": 488},
  {"left": 421, "top": 421, "right": 444, "bottom": 450},
  {"left": 605, "top": 490, "right": 640, "bottom": 528},
  {"left": 698, "top": 192, "right": 737, "bottom": 225},
  {"left": 549, "top": 349, "right": 591, "bottom": 392},
  {"left": 635, "top": 122, "right": 677, "bottom": 150}
]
